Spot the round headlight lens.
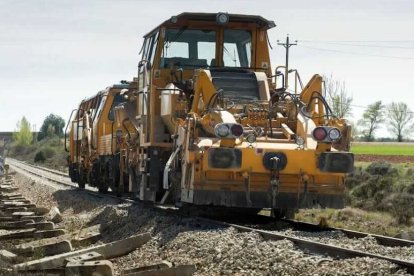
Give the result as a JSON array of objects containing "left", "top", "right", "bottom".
[
  {"left": 215, "top": 124, "right": 230, "bottom": 138},
  {"left": 230, "top": 124, "right": 244, "bottom": 137},
  {"left": 295, "top": 136, "right": 305, "bottom": 146},
  {"left": 328, "top": 128, "right": 341, "bottom": 141},
  {"left": 246, "top": 133, "right": 256, "bottom": 143},
  {"left": 313, "top": 127, "right": 327, "bottom": 141}
]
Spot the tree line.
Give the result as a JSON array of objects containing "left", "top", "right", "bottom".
[
  {"left": 13, "top": 114, "right": 65, "bottom": 146},
  {"left": 324, "top": 74, "right": 414, "bottom": 142}
]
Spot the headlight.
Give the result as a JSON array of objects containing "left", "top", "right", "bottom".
[
  {"left": 246, "top": 133, "right": 256, "bottom": 144},
  {"left": 215, "top": 123, "right": 243, "bottom": 138},
  {"left": 312, "top": 126, "right": 342, "bottom": 142},
  {"left": 312, "top": 127, "right": 327, "bottom": 141},
  {"left": 216, "top": 12, "right": 229, "bottom": 24},
  {"left": 230, "top": 124, "right": 244, "bottom": 137},
  {"left": 328, "top": 128, "right": 341, "bottom": 141},
  {"left": 170, "top": 16, "right": 178, "bottom": 23},
  {"left": 295, "top": 136, "right": 305, "bottom": 146},
  {"left": 215, "top": 124, "right": 230, "bottom": 138}
]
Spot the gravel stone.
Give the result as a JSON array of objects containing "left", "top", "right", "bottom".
[{"left": 5, "top": 167, "right": 412, "bottom": 275}]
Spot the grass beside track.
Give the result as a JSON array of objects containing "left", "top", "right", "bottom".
[
  {"left": 351, "top": 142, "right": 414, "bottom": 156},
  {"left": 296, "top": 207, "right": 413, "bottom": 237}
]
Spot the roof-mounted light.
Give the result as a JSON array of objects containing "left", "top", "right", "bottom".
[
  {"left": 268, "top": 21, "right": 276, "bottom": 28},
  {"left": 216, "top": 12, "right": 229, "bottom": 25},
  {"left": 170, "top": 16, "right": 178, "bottom": 24}
]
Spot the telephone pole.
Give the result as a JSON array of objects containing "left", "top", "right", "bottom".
[{"left": 277, "top": 35, "right": 297, "bottom": 89}]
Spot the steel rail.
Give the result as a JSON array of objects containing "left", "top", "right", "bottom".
[
  {"left": 282, "top": 218, "right": 414, "bottom": 248},
  {"left": 7, "top": 158, "right": 414, "bottom": 274}
]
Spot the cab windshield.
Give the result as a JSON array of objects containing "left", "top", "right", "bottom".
[
  {"left": 161, "top": 28, "right": 252, "bottom": 69},
  {"left": 223, "top": 29, "right": 252, "bottom": 68},
  {"left": 161, "top": 28, "right": 216, "bottom": 68}
]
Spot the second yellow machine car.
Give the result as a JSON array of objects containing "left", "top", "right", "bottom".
[{"left": 66, "top": 81, "right": 136, "bottom": 193}]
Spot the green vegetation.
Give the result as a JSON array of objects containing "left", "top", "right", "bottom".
[
  {"left": 387, "top": 102, "right": 414, "bottom": 142},
  {"left": 8, "top": 136, "right": 67, "bottom": 171},
  {"left": 347, "top": 161, "right": 414, "bottom": 225},
  {"left": 38, "top": 113, "right": 65, "bottom": 140},
  {"left": 298, "top": 162, "right": 414, "bottom": 234},
  {"left": 352, "top": 100, "right": 414, "bottom": 141},
  {"left": 13, "top": 116, "right": 33, "bottom": 146},
  {"left": 6, "top": 114, "right": 67, "bottom": 171},
  {"left": 296, "top": 207, "right": 412, "bottom": 237},
  {"left": 351, "top": 143, "right": 414, "bottom": 155},
  {"left": 357, "top": 101, "right": 385, "bottom": 142}
]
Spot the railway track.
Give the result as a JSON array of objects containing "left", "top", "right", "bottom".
[{"left": 6, "top": 158, "right": 414, "bottom": 274}]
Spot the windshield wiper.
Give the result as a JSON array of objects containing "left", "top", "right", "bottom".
[{"left": 165, "top": 27, "right": 188, "bottom": 45}]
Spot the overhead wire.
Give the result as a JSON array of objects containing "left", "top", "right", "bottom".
[
  {"left": 274, "top": 38, "right": 414, "bottom": 115},
  {"left": 300, "top": 41, "right": 414, "bottom": 50},
  {"left": 299, "top": 40, "right": 414, "bottom": 43},
  {"left": 296, "top": 45, "right": 414, "bottom": 60},
  {"left": 327, "top": 102, "right": 414, "bottom": 114}
]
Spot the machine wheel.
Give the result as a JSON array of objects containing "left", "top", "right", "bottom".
[
  {"left": 69, "top": 165, "right": 77, "bottom": 183},
  {"left": 78, "top": 169, "right": 86, "bottom": 189},
  {"left": 98, "top": 184, "right": 108, "bottom": 193},
  {"left": 128, "top": 167, "right": 140, "bottom": 199},
  {"left": 98, "top": 173, "right": 109, "bottom": 193},
  {"left": 88, "top": 162, "right": 100, "bottom": 188}
]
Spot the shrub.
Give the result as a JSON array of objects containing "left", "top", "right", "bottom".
[
  {"left": 383, "top": 193, "right": 414, "bottom": 225},
  {"left": 42, "top": 146, "right": 55, "bottom": 158},
  {"left": 11, "top": 143, "right": 26, "bottom": 156},
  {"left": 34, "top": 151, "right": 46, "bottom": 163},
  {"left": 406, "top": 167, "right": 414, "bottom": 177},
  {"left": 366, "top": 161, "right": 396, "bottom": 176}
]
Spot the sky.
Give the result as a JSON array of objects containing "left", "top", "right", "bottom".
[{"left": 1, "top": 0, "right": 413, "bottom": 138}]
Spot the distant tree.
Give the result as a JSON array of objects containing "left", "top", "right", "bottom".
[
  {"left": 47, "top": 124, "right": 56, "bottom": 138},
  {"left": 323, "top": 74, "right": 353, "bottom": 118},
  {"left": 350, "top": 121, "right": 360, "bottom": 141},
  {"left": 358, "top": 101, "right": 385, "bottom": 142},
  {"left": 13, "top": 117, "right": 33, "bottom": 145},
  {"left": 387, "top": 102, "right": 414, "bottom": 142},
  {"left": 39, "top": 114, "right": 65, "bottom": 140}
]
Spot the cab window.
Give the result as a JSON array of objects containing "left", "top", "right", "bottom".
[
  {"left": 108, "top": 94, "right": 124, "bottom": 121},
  {"left": 161, "top": 28, "right": 216, "bottom": 68},
  {"left": 223, "top": 30, "right": 252, "bottom": 68},
  {"left": 142, "top": 32, "right": 159, "bottom": 64}
]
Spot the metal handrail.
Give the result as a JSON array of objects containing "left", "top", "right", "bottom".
[{"left": 64, "top": 109, "right": 78, "bottom": 152}]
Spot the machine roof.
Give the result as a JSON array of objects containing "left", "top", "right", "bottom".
[{"left": 145, "top": 12, "right": 276, "bottom": 37}]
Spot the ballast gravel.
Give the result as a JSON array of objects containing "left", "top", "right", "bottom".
[
  {"left": 282, "top": 229, "right": 414, "bottom": 262},
  {"left": 7, "top": 166, "right": 412, "bottom": 275}
]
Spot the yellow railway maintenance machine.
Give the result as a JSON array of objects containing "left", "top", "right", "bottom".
[
  {"left": 66, "top": 81, "right": 137, "bottom": 193},
  {"left": 82, "top": 12, "right": 353, "bottom": 217}
]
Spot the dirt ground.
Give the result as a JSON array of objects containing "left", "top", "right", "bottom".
[{"left": 355, "top": 154, "right": 414, "bottom": 163}]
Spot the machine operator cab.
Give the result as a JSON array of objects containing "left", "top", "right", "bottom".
[
  {"left": 139, "top": 12, "right": 275, "bottom": 77},
  {"left": 136, "top": 12, "right": 276, "bottom": 144}
]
